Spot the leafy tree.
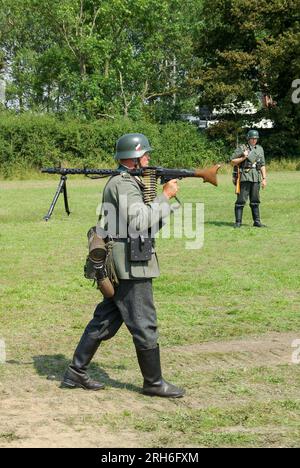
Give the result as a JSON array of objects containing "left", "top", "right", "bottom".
[
  {"left": 0, "top": 0, "right": 196, "bottom": 120},
  {"left": 191, "top": 0, "right": 300, "bottom": 155}
]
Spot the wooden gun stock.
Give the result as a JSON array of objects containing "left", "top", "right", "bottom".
[
  {"left": 235, "top": 166, "right": 241, "bottom": 194},
  {"left": 195, "top": 164, "right": 221, "bottom": 187}
]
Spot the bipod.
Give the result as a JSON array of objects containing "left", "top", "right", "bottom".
[{"left": 43, "top": 175, "right": 71, "bottom": 221}]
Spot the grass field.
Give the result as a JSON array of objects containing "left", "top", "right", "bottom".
[{"left": 0, "top": 171, "right": 300, "bottom": 447}]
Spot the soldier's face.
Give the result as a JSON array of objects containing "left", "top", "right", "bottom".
[
  {"left": 249, "top": 138, "right": 258, "bottom": 146},
  {"left": 139, "top": 152, "right": 151, "bottom": 167}
]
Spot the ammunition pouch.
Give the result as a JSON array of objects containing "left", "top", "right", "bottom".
[
  {"left": 243, "top": 161, "right": 254, "bottom": 170},
  {"left": 256, "top": 161, "right": 263, "bottom": 171},
  {"left": 129, "top": 234, "right": 153, "bottom": 261},
  {"left": 84, "top": 226, "right": 119, "bottom": 298},
  {"left": 240, "top": 161, "right": 261, "bottom": 174}
]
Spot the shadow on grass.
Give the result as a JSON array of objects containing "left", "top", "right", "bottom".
[
  {"left": 6, "top": 360, "right": 33, "bottom": 365},
  {"left": 205, "top": 221, "right": 235, "bottom": 227},
  {"left": 32, "top": 354, "right": 141, "bottom": 394}
]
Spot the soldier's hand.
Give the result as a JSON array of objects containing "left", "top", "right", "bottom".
[
  {"left": 163, "top": 179, "right": 178, "bottom": 199},
  {"left": 243, "top": 149, "right": 249, "bottom": 157},
  {"left": 262, "top": 178, "right": 267, "bottom": 189}
]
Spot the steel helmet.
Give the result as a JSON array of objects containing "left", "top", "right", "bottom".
[
  {"left": 115, "top": 133, "right": 153, "bottom": 160},
  {"left": 247, "top": 129, "right": 260, "bottom": 140}
]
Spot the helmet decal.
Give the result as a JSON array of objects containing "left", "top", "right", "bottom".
[{"left": 115, "top": 133, "right": 153, "bottom": 160}]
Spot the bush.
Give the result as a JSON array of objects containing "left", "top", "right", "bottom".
[
  {"left": 155, "top": 122, "right": 226, "bottom": 167},
  {"left": 0, "top": 111, "right": 224, "bottom": 178}
]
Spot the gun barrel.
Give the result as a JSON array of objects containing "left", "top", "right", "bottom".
[
  {"left": 41, "top": 167, "right": 119, "bottom": 176},
  {"left": 41, "top": 164, "right": 221, "bottom": 186}
]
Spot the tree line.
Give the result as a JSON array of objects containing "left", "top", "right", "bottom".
[{"left": 0, "top": 0, "right": 299, "bottom": 156}]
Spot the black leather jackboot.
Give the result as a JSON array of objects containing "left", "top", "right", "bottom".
[
  {"left": 251, "top": 204, "right": 266, "bottom": 227},
  {"left": 62, "top": 332, "right": 104, "bottom": 390},
  {"left": 135, "top": 345, "right": 185, "bottom": 398},
  {"left": 234, "top": 205, "right": 244, "bottom": 228}
]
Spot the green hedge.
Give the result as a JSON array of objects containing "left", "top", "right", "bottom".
[{"left": 0, "top": 112, "right": 226, "bottom": 177}]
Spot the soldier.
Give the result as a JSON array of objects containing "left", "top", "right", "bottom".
[
  {"left": 62, "top": 133, "right": 185, "bottom": 398},
  {"left": 231, "top": 129, "right": 267, "bottom": 228}
]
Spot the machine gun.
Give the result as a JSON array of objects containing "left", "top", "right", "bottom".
[{"left": 41, "top": 164, "right": 221, "bottom": 221}]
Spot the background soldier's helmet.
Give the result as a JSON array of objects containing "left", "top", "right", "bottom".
[
  {"left": 247, "top": 129, "right": 260, "bottom": 140},
  {"left": 115, "top": 133, "right": 153, "bottom": 160}
]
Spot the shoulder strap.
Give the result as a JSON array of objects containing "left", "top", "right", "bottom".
[{"left": 98, "top": 175, "right": 118, "bottom": 222}]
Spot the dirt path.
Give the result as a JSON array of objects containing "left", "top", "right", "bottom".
[
  {"left": 0, "top": 332, "right": 298, "bottom": 448},
  {"left": 170, "top": 331, "right": 298, "bottom": 370}
]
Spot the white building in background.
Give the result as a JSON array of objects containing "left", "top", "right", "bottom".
[
  {"left": 211, "top": 101, "right": 274, "bottom": 129},
  {"left": 181, "top": 100, "right": 274, "bottom": 129}
]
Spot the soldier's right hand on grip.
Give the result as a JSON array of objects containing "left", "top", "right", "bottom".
[{"left": 163, "top": 179, "right": 178, "bottom": 200}]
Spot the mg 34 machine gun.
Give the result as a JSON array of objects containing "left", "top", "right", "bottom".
[{"left": 41, "top": 164, "right": 221, "bottom": 221}]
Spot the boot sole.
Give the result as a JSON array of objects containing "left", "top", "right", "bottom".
[
  {"left": 61, "top": 378, "right": 104, "bottom": 391},
  {"left": 143, "top": 390, "right": 185, "bottom": 398}
]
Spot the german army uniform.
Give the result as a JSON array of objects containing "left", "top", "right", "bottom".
[
  {"left": 63, "top": 133, "right": 184, "bottom": 398},
  {"left": 231, "top": 143, "right": 265, "bottom": 227}
]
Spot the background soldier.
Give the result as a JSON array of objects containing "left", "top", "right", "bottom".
[
  {"left": 62, "top": 133, "right": 184, "bottom": 398},
  {"left": 231, "top": 129, "right": 267, "bottom": 228}
]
